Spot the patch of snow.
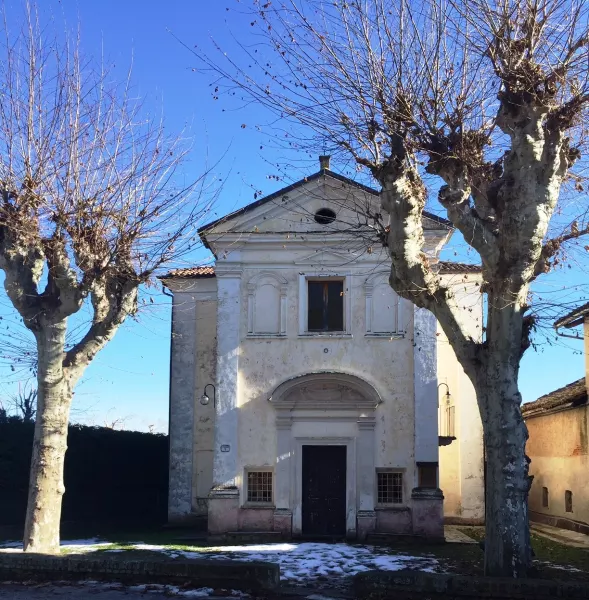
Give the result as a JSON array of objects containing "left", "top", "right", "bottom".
[
  {"left": 128, "top": 542, "right": 439, "bottom": 585},
  {"left": 0, "top": 538, "right": 440, "bottom": 587},
  {"left": 124, "top": 584, "right": 218, "bottom": 597},
  {"left": 535, "top": 560, "right": 585, "bottom": 573},
  {"left": 61, "top": 538, "right": 107, "bottom": 546}
]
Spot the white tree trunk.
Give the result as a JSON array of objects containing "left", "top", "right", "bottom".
[
  {"left": 477, "top": 295, "right": 532, "bottom": 577},
  {"left": 23, "top": 321, "right": 73, "bottom": 554}
]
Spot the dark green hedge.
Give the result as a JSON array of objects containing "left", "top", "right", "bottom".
[{"left": 0, "top": 419, "right": 168, "bottom": 529}]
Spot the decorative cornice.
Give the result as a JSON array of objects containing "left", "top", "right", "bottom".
[{"left": 269, "top": 371, "right": 382, "bottom": 410}]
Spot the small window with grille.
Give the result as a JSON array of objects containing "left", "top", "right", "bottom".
[
  {"left": 542, "top": 487, "right": 549, "bottom": 508},
  {"left": 565, "top": 490, "right": 573, "bottom": 513},
  {"left": 246, "top": 470, "right": 273, "bottom": 504},
  {"left": 377, "top": 470, "right": 403, "bottom": 505}
]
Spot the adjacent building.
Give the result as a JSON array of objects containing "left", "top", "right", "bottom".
[{"left": 524, "top": 303, "right": 589, "bottom": 534}]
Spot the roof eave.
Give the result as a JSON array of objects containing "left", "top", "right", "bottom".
[{"left": 197, "top": 169, "right": 453, "bottom": 246}]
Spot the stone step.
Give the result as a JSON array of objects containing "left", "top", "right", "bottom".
[{"left": 222, "top": 531, "right": 284, "bottom": 544}]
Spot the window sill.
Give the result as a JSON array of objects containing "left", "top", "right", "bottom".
[
  {"left": 365, "top": 333, "right": 405, "bottom": 339},
  {"left": 298, "top": 332, "right": 353, "bottom": 338},
  {"left": 246, "top": 334, "right": 287, "bottom": 339},
  {"left": 375, "top": 505, "right": 410, "bottom": 511},
  {"left": 242, "top": 503, "right": 276, "bottom": 510}
]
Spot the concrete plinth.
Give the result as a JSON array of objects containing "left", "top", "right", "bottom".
[
  {"left": 411, "top": 487, "right": 444, "bottom": 539},
  {"left": 357, "top": 510, "right": 377, "bottom": 541},
  {"left": 208, "top": 487, "right": 239, "bottom": 536}
]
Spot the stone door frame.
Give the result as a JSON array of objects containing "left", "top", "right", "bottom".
[{"left": 269, "top": 371, "right": 381, "bottom": 537}]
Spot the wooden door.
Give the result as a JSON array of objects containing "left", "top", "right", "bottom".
[{"left": 301, "top": 445, "right": 347, "bottom": 536}]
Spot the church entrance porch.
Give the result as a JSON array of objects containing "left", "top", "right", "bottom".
[{"left": 302, "top": 445, "right": 347, "bottom": 537}]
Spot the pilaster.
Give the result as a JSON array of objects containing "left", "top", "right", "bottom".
[
  {"left": 413, "top": 306, "right": 439, "bottom": 467},
  {"left": 357, "top": 417, "right": 376, "bottom": 510},
  {"left": 211, "top": 269, "right": 242, "bottom": 488},
  {"left": 168, "top": 291, "right": 197, "bottom": 522}
]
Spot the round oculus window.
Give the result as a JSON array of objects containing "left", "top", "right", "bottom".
[{"left": 314, "top": 207, "right": 336, "bottom": 225}]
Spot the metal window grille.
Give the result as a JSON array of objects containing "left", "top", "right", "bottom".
[
  {"left": 377, "top": 471, "right": 403, "bottom": 504},
  {"left": 247, "top": 471, "right": 273, "bottom": 503}
]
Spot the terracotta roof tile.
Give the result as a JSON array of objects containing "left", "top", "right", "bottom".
[
  {"left": 522, "top": 378, "right": 587, "bottom": 416},
  {"left": 160, "top": 266, "right": 215, "bottom": 279},
  {"left": 436, "top": 261, "right": 482, "bottom": 274}
]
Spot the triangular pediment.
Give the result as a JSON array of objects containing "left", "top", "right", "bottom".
[{"left": 204, "top": 172, "right": 380, "bottom": 236}]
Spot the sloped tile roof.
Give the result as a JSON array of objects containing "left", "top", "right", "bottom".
[
  {"left": 522, "top": 378, "right": 587, "bottom": 417},
  {"left": 160, "top": 266, "right": 215, "bottom": 279},
  {"left": 437, "top": 261, "right": 482, "bottom": 274},
  {"left": 554, "top": 301, "right": 589, "bottom": 329}
]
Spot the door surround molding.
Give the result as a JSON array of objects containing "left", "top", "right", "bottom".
[{"left": 270, "top": 371, "right": 378, "bottom": 538}]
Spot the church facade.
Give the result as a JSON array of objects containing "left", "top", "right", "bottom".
[{"left": 162, "top": 162, "right": 485, "bottom": 540}]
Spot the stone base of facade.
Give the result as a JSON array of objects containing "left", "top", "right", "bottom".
[
  {"left": 375, "top": 506, "right": 412, "bottom": 533},
  {"left": 411, "top": 487, "right": 444, "bottom": 539},
  {"left": 208, "top": 487, "right": 239, "bottom": 535},
  {"left": 206, "top": 487, "right": 444, "bottom": 540},
  {"left": 273, "top": 509, "right": 293, "bottom": 535},
  {"left": 356, "top": 510, "right": 377, "bottom": 541}
]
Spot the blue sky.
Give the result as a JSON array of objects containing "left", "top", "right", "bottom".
[{"left": 0, "top": 0, "right": 586, "bottom": 431}]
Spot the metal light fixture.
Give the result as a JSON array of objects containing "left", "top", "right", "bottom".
[
  {"left": 200, "top": 384, "right": 216, "bottom": 407},
  {"left": 438, "top": 382, "right": 451, "bottom": 404}
]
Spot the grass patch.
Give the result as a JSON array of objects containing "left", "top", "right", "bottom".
[{"left": 455, "top": 526, "right": 589, "bottom": 580}]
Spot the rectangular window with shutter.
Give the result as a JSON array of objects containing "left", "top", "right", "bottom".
[{"left": 307, "top": 279, "right": 344, "bottom": 331}]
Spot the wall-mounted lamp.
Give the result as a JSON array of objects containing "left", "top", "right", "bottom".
[
  {"left": 438, "top": 382, "right": 452, "bottom": 404},
  {"left": 200, "top": 384, "right": 216, "bottom": 407}
]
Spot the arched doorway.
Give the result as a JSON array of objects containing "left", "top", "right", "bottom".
[{"left": 269, "top": 371, "right": 382, "bottom": 538}]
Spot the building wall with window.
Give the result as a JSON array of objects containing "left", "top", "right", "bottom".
[
  {"left": 523, "top": 314, "right": 589, "bottom": 533},
  {"left": 525, "top": 402, "right": 589, "bottom": 528},
  {"left": 162, "top": 166, "right": 485, "bottom": 539}
]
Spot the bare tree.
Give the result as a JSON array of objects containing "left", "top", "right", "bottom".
[
  {"left": 0, "top": 7, "right": 214, "bottom": 553},
  {"left": 193, "top": 0, "right": 589, "bottom": 577},
  {"left": 6, "top": 380, "right": 37, "bottom": 422}
]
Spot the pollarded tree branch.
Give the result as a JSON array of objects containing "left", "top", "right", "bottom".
[
  {"left": 63, "top": 274, "right": 139, "bottom": 383},
  {"left": 376, "top": 159, "right": 480, "bottom": 370},
  {"left": 42, "top": 232, "right": 89, "bottom": 321},
  {"left": 534, "top": 221, "right": 589, "bottom": 277},
  {"left": 0, "top": 222, "right": 44, "bottom": 329}
]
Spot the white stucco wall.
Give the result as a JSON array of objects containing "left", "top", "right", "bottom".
[
  {"left": 437, "top": 275, "right": 485, "bottom": 522},
  {"left": 235, "top": 262, "right": 417, "bottom": 487}
]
